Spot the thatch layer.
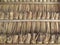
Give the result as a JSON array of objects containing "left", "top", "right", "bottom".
[{"left": 0, "top": 0, "right": 60, "bottom": 44}]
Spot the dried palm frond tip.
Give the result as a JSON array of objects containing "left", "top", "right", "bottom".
[{"left": 0, "top": 0, "right": 60, "bottom": 44}]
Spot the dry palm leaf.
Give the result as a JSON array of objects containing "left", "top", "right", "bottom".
[
  {"left": 50, "top": 35, "right": 56, "bottom": 43},
  {"left": 7, "top": 4, "right": 14, "bottom": 34},
  {"left": 44, "top": 34, "right": 50, "bottom": 44},
  {"left": 16, "top": 13, "right": 22, "bottom": 33},
  {"left": 31, "top": 12, "right": 36, "bottom": 33},
  {"left": 13, "top": 11, "right": 19, "bottom": 33},
  {"left": 35, "top": 4, "right": 39, "bottom": 11},
  {"left": 15, "top": 5, "right": 19, "bottom": 11},
  {"left": 39, "top": 3, "right": 43, "bottom": 11},
  {"left": 47, "top": 0, "right": 51, "bottom": 11},
  {"left": 40, "top": 0, "right": 47, "bottom": 33},
  {"left": 19, "top": 34, "right": 24, "bottom": 43},
  {"left": 36, "top": 12, "right": 42, "bottom": 33},
  {"left": 55, "top": 13, "right": 59, "bottom": 33},
  {"left": 9, "top": 4, "right": 14, "bottom": 11},
  {"left": 24, "top": 33, "right": 31, "bottom": 43},
  {"left": 18, "top": 12, "right": 26, "bottom": 43},
  {"left": 44, "top": 12, "right": 51, "bottom": 43},
  {"left": 20, "top": 0, "right": 22, "bottom": 2},
  {"left": 19, "top": 4, "right": 22, "bottom": 11},
  {"left": 25, "top": 4, "right": 30, "bottom": 11},
  {"left": 43, "top": 0, "right": 47, "bottom": 11},
  {"left": 3, "top": 5, "right": 9, "bottom": 34},
  {"left": 7, "top": 11, "right": 13, "bottom": 33},
  {"left": 22, "top": 4, "right": 26, "bottom": 11},
  {"left": 46, "top": 12, "right": 51, "bottom": 33},
  {"left": 30, "top": 3, "right": 35, "bottom": 11},
  {"left": 12, "top": 35, "right": 18, "bottom": 43},
  {"left": 6, "top": 35, "right": 13, "bottom": 43},
  {"left": 0, "top": 0, "right": 59, "bottom": 44},
  {"left": 18, "top": 12, "right": 23, "bottom": 43},
  {"left": 0, "top": 35, "right": 6, "bottom": 43},
  {"left": 37, "top": 33, "right": 45, "bottom": 44},
  {"left": 58, "top": 35, "right": 60, "bottom": 43},
  {"left": 4, "top": 0, "right": 7, "bottom": 2},
  {"left": 31, "top": 33, "right": 38, "bottom": 44},
  {"left": 40, "top": 12, "right": 46, "bottom": 33},
  {"left": 22, "top": 12, "right": 27, "bottom": 34},
  {"left": 40, "top": 0, "right": 43, "bottom": 2},
  {"left": 51, "top": 12, "right": 56, "bottom": 33},
  {"left": 19, "top": 34, "right": 27, "bottom": 44},
  {"left": 0, "top": 5, "right": 2, "bottom": 10},
  {"left": 4, "top": 13, "right": 9, "bottom": 33},
  {"left": 16, "top": 4, "right": 22, "bottom": 33},
  {"left": 7, "top": 0, "right": 11, "bottom": 2},
  {"left": 15, "top": 0, "right": 19, "bottom": 2},
  {"left": 0, "top": 10, "right": 5, "bottom": 33},
  {"left": 26, "top": 11, "right": 32, "bottom": 33},
  {"left": 51, "top": 0, "right": 55, "bottom": 11},
  {"left": 47, "top": 0, "right": 51, "bottom": 2}
]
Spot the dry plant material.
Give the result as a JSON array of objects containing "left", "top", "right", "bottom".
[
  {"left": 40, "top": 12, "right": 46, "bottom": 33},
  {"left": 0, "top": 35, "right": 6, "bottom": 43},
  {"left": 51, "top": 0, "right": 55, "bottom": 11},
  {"left": 46, "top": 12, "right": 51, "bottom": 33},
  {"left": 44, "top": 34, "right": 50, "bottom": 44},
  {"left": 19, "top": 34, "right": 24, "bottom": 43},
  {"left": 36, "top": 33, "right": 41, "bottom": 44},
  {"left": 26, "top": 12, "right": 32, "bottom": 33},
  {"left": 4, "top": 0, "right": 7, "bottom": 2},
  {"left": 16, "top": 4, "right": 22, "bottom": 33},
  {"left": 30, "top": 4, "right": 35, "bottom": 11},
  {"left": 0, "top": 9, "right": 5, "bottom": 33},
  {"left": 25, "top": 4, "right": 30, "bottom": 11},
  {"left": 43, "top": 0, "right": 46, "bottom": 11},
  {"left": 12, "top": 35, "right": 18, "bottom": 43},
  {"left": 22, "top": 12, "right": 27, "bottom": 34},
  {"left": 4, "top": 19, "right": 9, "bottom": 33},
  {"left": 39, "top": 4, "right": 43, "bottom": 11},
  {"left": 36, "top": 12, "right": 42, "bottom": 33},
  {"left": 15, "top": 0, "right": 19, "bottom": 2},
  {"left": 7, "top": 0, "right": 11, "bottom": 2},
  {"left": 0, "top": 5, "right": 2, "bottom": 10},
  {"left": 58, "top": 35, "right": 60, "bottom": 43},
  {"left": 19, "top": 4, "right": 22, "bottom": 11},
  {"left": 0, "top": 0, "right": 59, "bottom": 44},
  {"left": 6, "top": 35, "right": 12, "bottom": 43},
  {"left": 47, "top": 0, "right": 51, "bottom": 11},
  {"left": 7, "top": 11, "right": 13, "bottom": 33},
  {"left": 31, "top": 33, "right": 37, "bottom": 44},
  {"left": 3, "top": 5, "right": 9, "bottom": 34},
  {"left": 50, "top": 35, "right": 56, "bottom": 43},
  {"left": 14, "top": 5, "right": 19, "bottom": 11},
  {"left": 16, "top": 13, "right": 22, "bottom": 33},
  {"left": 11, "top": 0, "right": 15, "bottom": 2},
  {"left": 24, "top": 33, "right": 31, "bottom": 43},
  {"left": 51, "top": 13, "right": 56, "bottom": 33},
  {"left": 19, "top": 34, "right": 27, "bottom": 44},
  {"left": 40, "top": 0, "right": 43, "bottom": 2},
  {"left": 22, "top": 4, "right": 26, "bottom": 11},
  {"left": 37, "top": 33, "right": 45, "bottom": 44},
  {"left": 13, "top": 11, "right": 19, "bottom": 33},
  {"left": 9, "top": 4, "right": 14, "bottom": 11},
  {"left": 31, "top": 12, "right": 36, "bottom": 33},
  {"left": 7, "top": 5, "right": 14, "bottom": 33},
  {"left": 35, "top": 4, "right": 39, "bottom": 11},
  {"left": 55, "top": 13, "right": 59, "bottom": 33},
  {"left": 18, "top": 13, "right": 23, "bottom": 44}
]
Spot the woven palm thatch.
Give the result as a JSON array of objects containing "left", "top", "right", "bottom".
[{"left": 0, "top": 0, "right": 60, "bottom": 44}]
